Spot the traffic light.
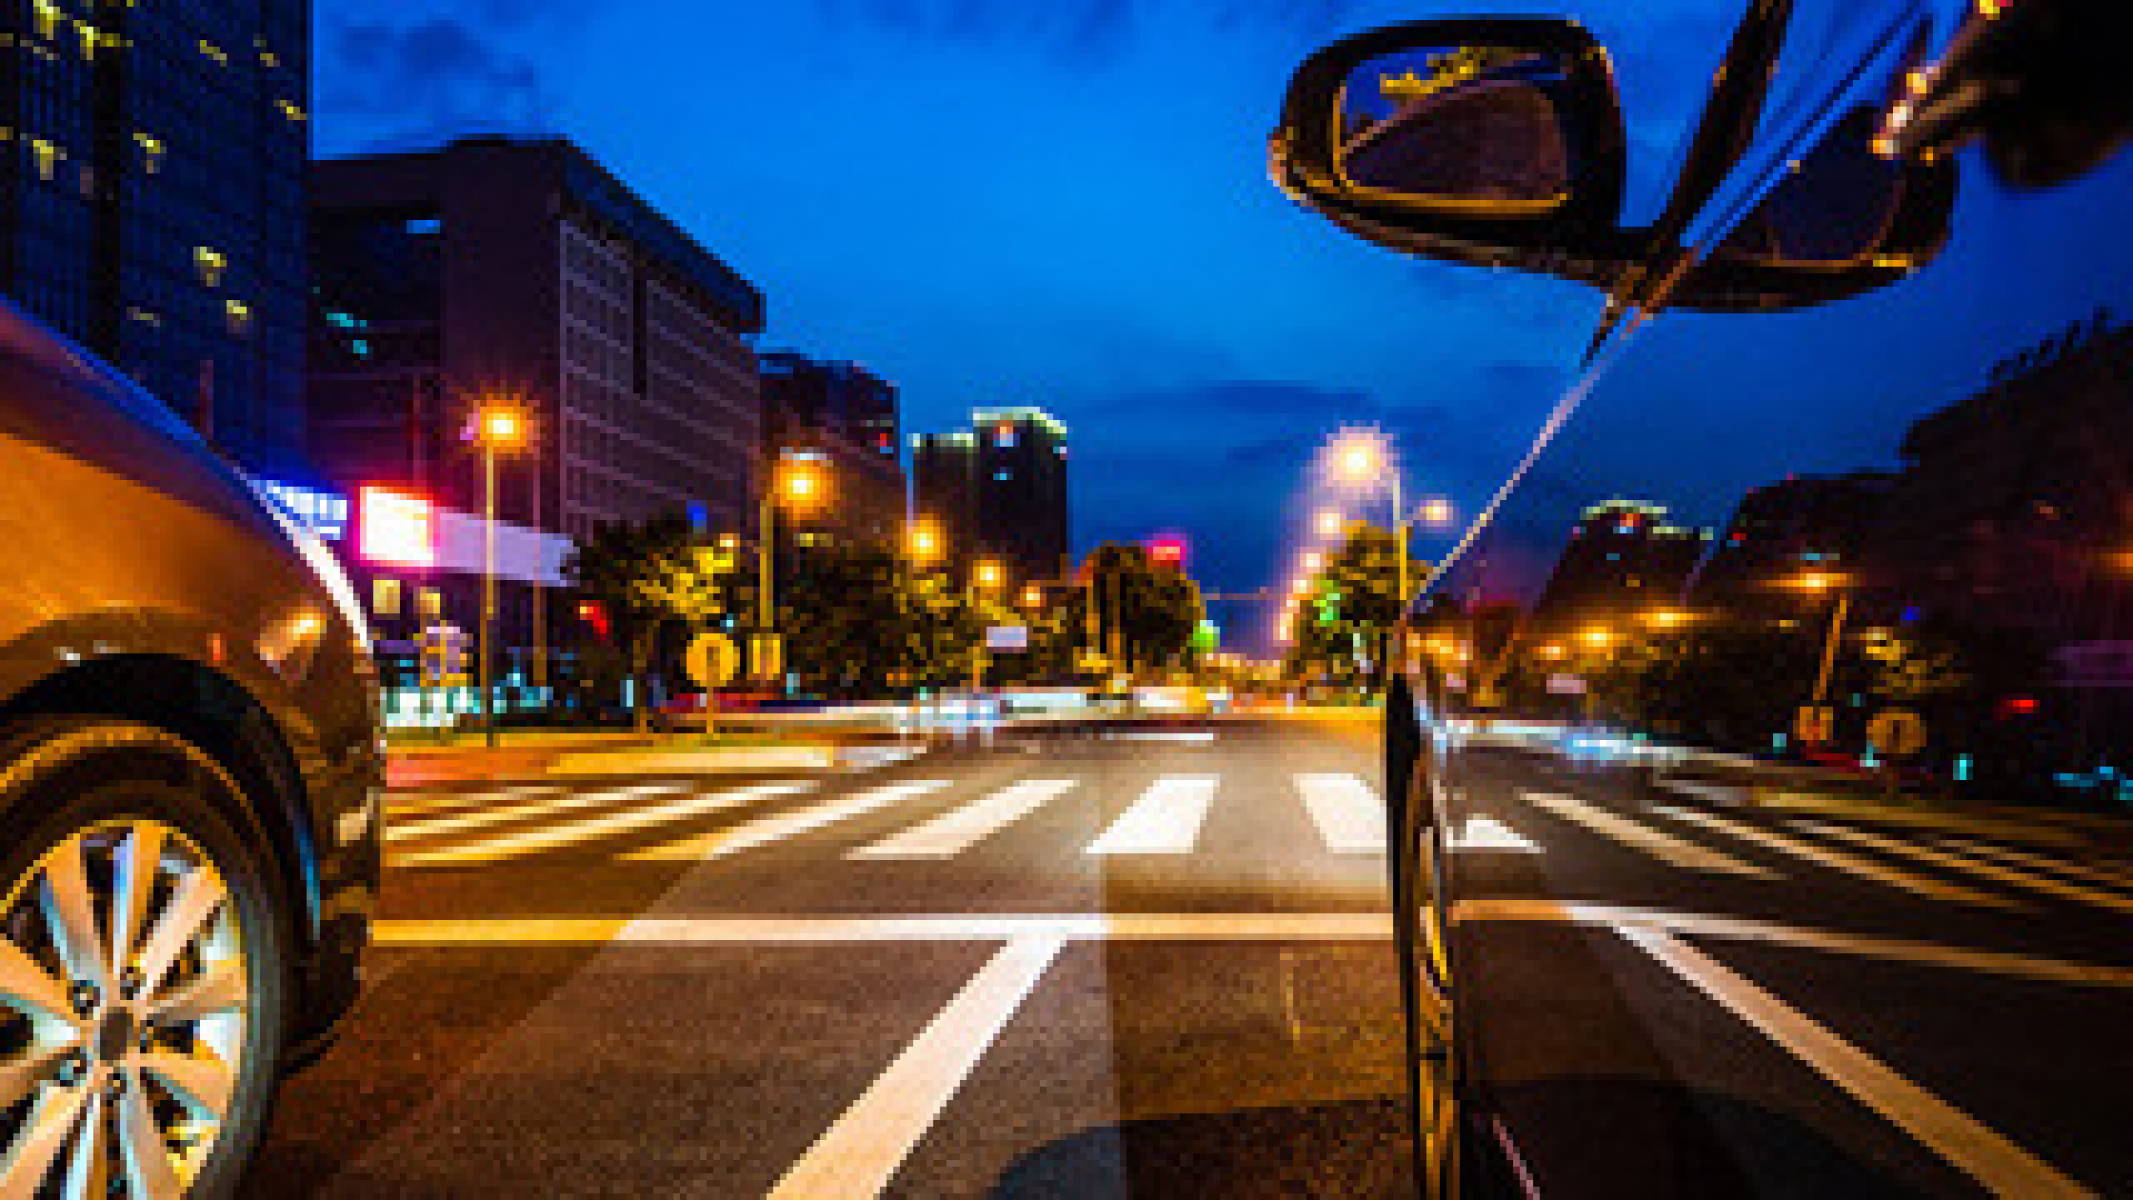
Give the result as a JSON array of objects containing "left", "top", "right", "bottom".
[{"left": 577, "top": 600, "right": 612, "bottom": 642}]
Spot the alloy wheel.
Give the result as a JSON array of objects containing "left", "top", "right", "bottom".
[{"left": 0, "top": 818, "right": 250, "bottom": 1198}]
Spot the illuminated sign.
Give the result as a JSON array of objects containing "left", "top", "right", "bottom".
[
  {"left": 359, "top": 487, "right": 436, "bottom": 567},
  {"left": 249, "top": 479, "right": 350, "bottom": 541},
  {"left": 1146, "top": 536, "right": 1188, "bottom": 569}
]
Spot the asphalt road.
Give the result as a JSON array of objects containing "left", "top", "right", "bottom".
[
  {"left": 242, "top": 715, "right": 1416, "bottom": 1198},
  {"left": 241, "top": 716, "right": 2133, "bottom": 1197}
]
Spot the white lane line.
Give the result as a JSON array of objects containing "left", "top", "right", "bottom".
[
  {"left": 1656, "top": 778, "right": 1749, "bottom": 806},
  {"left": 373, "top": 912, "right": 1397, "bottom": 945},
  {"left": 1933, "top": 838, "right": 2133, "bottom": 893},
  {"left": 1455, "top": 897, "right": 2133, "bottom": 991},
  {"left": 1084, "top": 776, "right": 1217, "bottom": 855},
  {"left": 625, "top": 779, "right": 952, "bottom": 862},
  {"left": 1799, "top": 821, "right": 2133, "bottom": 915},
  {"left": 394, "top": 781, "right": 816, "bottom": 867},
  {"left": 1618, "top": 925, "right": 2095, "bottom": 1199},
  {"left": 1449, "top": 815, "right": 1541, "bottom": 853},
  {"left": 1102, "top": 731, "right": 1217, "bottom": 743},
  {"left": 1523, "top": 792, "right": 1777, "bottom": 878},
  {"left": 1650, "top": 806, "right": 2023, "bottom": 910},
  {"left": 386, "top": 782, "right": 690, "bottom": 844},
  {"left": 386, "top": 785, "right": 562, "bottom": 815},
  {"left": 768, "top": 937, "right": 1062, "bottom": 1199},
  {"left": 1294, "top": 774, "right": 1387, "bottom": 854},
  {"left": 848, "top": 779, "right": 1075, "bottom": 860}
]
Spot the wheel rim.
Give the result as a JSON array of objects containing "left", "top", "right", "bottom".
[{"left": 0, "top": 818, "right": 249, "bottom": 1198}]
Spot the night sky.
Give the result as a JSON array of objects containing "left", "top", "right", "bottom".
[{"left": 314, "top": 0, "right": 2133, "bottom": 652}]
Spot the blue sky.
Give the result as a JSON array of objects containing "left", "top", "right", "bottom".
[{"left": 315, "top": 1, "right": 2133, "bottom": 651}]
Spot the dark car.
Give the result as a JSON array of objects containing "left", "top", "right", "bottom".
[
  {"left": 1274, "top": 0, "right": 2132, "bottom": 1195},
  {"left": 0, "top": 304, "right": 379, "bottom": 1195}
]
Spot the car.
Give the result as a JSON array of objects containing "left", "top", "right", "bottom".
[
  {"left": 1273, "top": 1, "right": 2132, "bottom": 1195},
  {"left": 0, "top": 303, "right": 380, "bottom": 1195}
]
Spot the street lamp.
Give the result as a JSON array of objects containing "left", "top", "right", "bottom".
[
  {"left": 973, "top": 559, "right": 1005, "bottom": 592},
  {"left": 1580, "top": 626, "right": 1614, "bottom": 649},
  {"left": 474, "top": 400, "right": 526, "bottom": 748},
  {"left": 1322, "top": 427, "right": 1424, "bottom": 614},
  {"left": 1785, "top": 572, "right": 1854, "bottom": 720},
  {"left": 1020, "top": 584, "right": 1044, "bottom": 609},
  {"left": 1643, "top": 608, "right": 1691, "bottom": 630},
  {"left": 905, "top": 517, "right": 943, "bottom": 568},
  {"left": 1300, "top": 551, "right": 1325, "bottom": 574},
  {"left": 1315, "top": 509, "right": 1345, "bottom": 539},
  {"left": 759, "top": 457, "right": 826, "bottom": 684}
]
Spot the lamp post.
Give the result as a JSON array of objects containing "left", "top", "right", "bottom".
[
  {"left": 1794, "top": 573, "right": 1854, "bottom": 713},
  {"left": 474, "top": 403, "right": 525, "bottom": 748},
  {"left": 759, "top": 457, "right": 824, "bottom": 687},
  {"left": 1324, "top": 430, "right": 1451, "bottom": 619}
]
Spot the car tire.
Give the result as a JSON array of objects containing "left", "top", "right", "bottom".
[{"left": 0, "top": 718, "right": 292, "bottom": 1199}]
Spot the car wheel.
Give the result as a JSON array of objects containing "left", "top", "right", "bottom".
[{"left": 0, "top": 720, "right": 291, "bottom": 1199}]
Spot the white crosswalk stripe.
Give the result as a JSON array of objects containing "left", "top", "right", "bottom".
[
  {"left": 387, "top": 782, "right": 693, "bottom": 844},
  {"left": 1086, "top": 776, "right": 1216, "bottom": 856},
  {"left": 627, "top": 780, "right": 955, "bottom": 862},
  {"left": 387, "top": 784, "right": 563, "bottom": 817},
  {"left": 1799, "top": 821, "right": 2133, "bottom": 914},
  {"left": 849, "top": 779, "right": 1076, "bottom": 860},
  {"left": 1650, "top": 805, "right": 2022, "bottom": 909},
  {"left": 1293, "top": 774, "right": 1386, "bottom": 854},
  {"left": 1933, "top": 837, "right": 2133, "bottom": 893},
  {"left": 1523, "top": 792, "right": 1777, "bottom": 878},
  {"left": 395, "top": 781, "right": 817, "bottom": 867}
]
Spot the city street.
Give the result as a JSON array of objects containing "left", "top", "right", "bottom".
[
  {"left": 243, "top": 715, "right": 2133, "bottom": 1197},
  {"left": 241, "top": 715, "right": 1415, "bottom": 1198}
]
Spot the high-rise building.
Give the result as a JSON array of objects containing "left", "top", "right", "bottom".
[
  {"left": 1532, "top": 498, "right": 1710, "bottom": 630},
  {"left": 308, "top": 136, "right": 764, "bottom": 683},
  {"left": 759, "top": 352, "right": 902, "bottom": 546},
  {"left": 913, "top": 408, "right": 1069, "bottom": 584},
  {"left": 1691, "top": 471, "right": 1895, "bottom": 615},
  {"left": 0, "top": 0, "right": 311, "bottom": 475}
]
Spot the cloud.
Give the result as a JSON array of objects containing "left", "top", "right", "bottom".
[{"left": 316, "top": 16, "right": 556, "bottom": 153}]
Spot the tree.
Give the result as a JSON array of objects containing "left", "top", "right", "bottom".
[
  {"left": 1284, "top": 523, "right": 1425, "bottom": 685},
  {"left": 1080, "top": 543, "right": 1206, "bottom": 676},
  {"left": 562, "top": 515, "right": 731, "bottom": 731},
  {"left": 778, "top": 540, "right": 994, "bottom": 696}
]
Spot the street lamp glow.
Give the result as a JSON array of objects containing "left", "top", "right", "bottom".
[
  {"left": 1420, "top": 498, "right": 1454, "bottom": 527},
  {"left": 1644, "top": 608, "right": 1690, "bottom": 629},
  {"left": 1788, "top": 571, "right": 1845, "bottom": 592},
  {"left": 1020, "top": 584, "right": 1043, "bottom": 608},
  {"left": 1300, "top": 551, "right": 1325, "bottom": 573},
  {"left": 1581, "top": 627, "right": 1613, "bottom": 648},
  {"left": 905, "top": 518, "right": 942, "bottom": 565},
  {"left": 480, "top": 409, "right": 522, "bottom": 447},
  {"left": 1538, "top": 643, "right": 1566, "bottom": 660},
  {"left": 1291, "top": 576, "right": 1311, "bottom": 595},
  {"left": 973, "top": 559, "right": 1004, "bottom": 590},
  {"left": 1326, "top": 429, "right": 1388, "bottom": 486},
  {"left": 1315, "top": 510, "right": 1345, "bottom": 539}
]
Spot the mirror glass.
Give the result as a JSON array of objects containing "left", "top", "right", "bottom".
[
  {"left": 1335, "top": 46, "right": 1578, "bottom": 208},
  {"left": 1711, "top": 108, "right": 1908, "bottom": 267}
]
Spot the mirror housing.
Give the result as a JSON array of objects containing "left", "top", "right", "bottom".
[
  {"left": 1270, "top": 18, "right": 1631, "bottom": 284},
  {"left": 1271, "top": 17, "right": 1959, "bottom": 315}
]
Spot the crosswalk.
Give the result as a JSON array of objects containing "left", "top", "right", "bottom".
[{"left": 377, "top": 773, "right": 2133, "bottom": 919}]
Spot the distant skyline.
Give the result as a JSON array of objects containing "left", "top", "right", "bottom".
[{"left": 314, "top": 1, "right": 2133, "bottom": 652}]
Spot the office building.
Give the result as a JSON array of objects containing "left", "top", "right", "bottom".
[
  {"left": 1532, "top": 498, "right": 1710, "bottom": 630},
  {"left": 0, "top": 0, "right": 310, "bottom": 475},
  {"left": 308, "top": 136, "right": 765, "bottom": 691},
  {"left": 913, "top": 407, "right": 1070, "bottom": 584},
  {"left": 759, "top": 352, "right": 902, "bottom": 546},
  {"left": 1692, "top": 471, "right": 1895, "bottom": 616}
]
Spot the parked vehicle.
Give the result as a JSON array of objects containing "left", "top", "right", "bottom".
[{"left": 0, "top": 303, "right": 379, "bottom": 1195}]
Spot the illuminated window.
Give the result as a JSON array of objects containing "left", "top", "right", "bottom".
[
  {"left": 198, "top": 39, "right": 228, "bottom": 66},
  {"left": 29, "top": 139, "right": 62, "bottom": 182},
  {"left": 224, "top": 299, "right": 251, "bottom": 336},
  {"left": 417, "top": 588, "right": 443, "bottom": 619},
  {"left": 135, "top": 132, "right": 163, "bottom": 174},
  {"left": 277, "top": 98, "right": 306, "bottom": 123},
  {"left": 75, "top": 22, "right": 97, "bottom": 59},
  {"left": 31, "top": 0, "right": 59, "bottom": 41},
  {"left": 195, "top": 247, "right": 227, "bottom": 287},
  {"left": 372, "top": 579, "right": 402, "bottom": 617}
]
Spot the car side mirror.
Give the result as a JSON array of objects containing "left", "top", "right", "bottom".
[
  {"left": 1270, "top": 18, "right": 1959, "bottom": 314},
  {"left": 1269, "top": 18, "right": 1633, "bottom": 287}
]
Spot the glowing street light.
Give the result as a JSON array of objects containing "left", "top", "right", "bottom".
[
  {"left": 1782, "top": 572, "right": 1855, "bottom": 723},
  {"left": 1020, "top": 584, "right": 1044, "bottom": 609},
  {"left": 973, "top": 559, "right": 1005, "bottom": 591},
  {"left": 473, "top": 399, "right": 528, "bottom": 747},
  {"left": 905, "top": 517, "right": 943, "bottom": 566},
  {"left": 1538, "top": 643, "right": 1567, "bottom": 661},
  {"left": 758, "top": 456, "right": 830, "bottom": 687},
  {"left": 1643, "top": 608, "right": 1691, "bottom": 629},
  {"left": 1420, "top": 497, "right": 1454, "bottom": 527},
  {"left": 1300, "top": 551, "right": 1325, "bottom": 573},
  {"left": 1581, "top": 626, "right": 1614, "bottom": 649},
  {"left": 1315, "top": 509, "right": 1345, "bottom": 539}
]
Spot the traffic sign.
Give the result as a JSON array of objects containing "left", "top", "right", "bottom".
[
  {"left": 1867, "top": 708, "right": 1926, "bottom": 758},
  {"left": 1795, "top": 705, "right": 1836, "bottom": 745},
  {"left": 684, "top": 632, "right": 740, "bottom": 688}
]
